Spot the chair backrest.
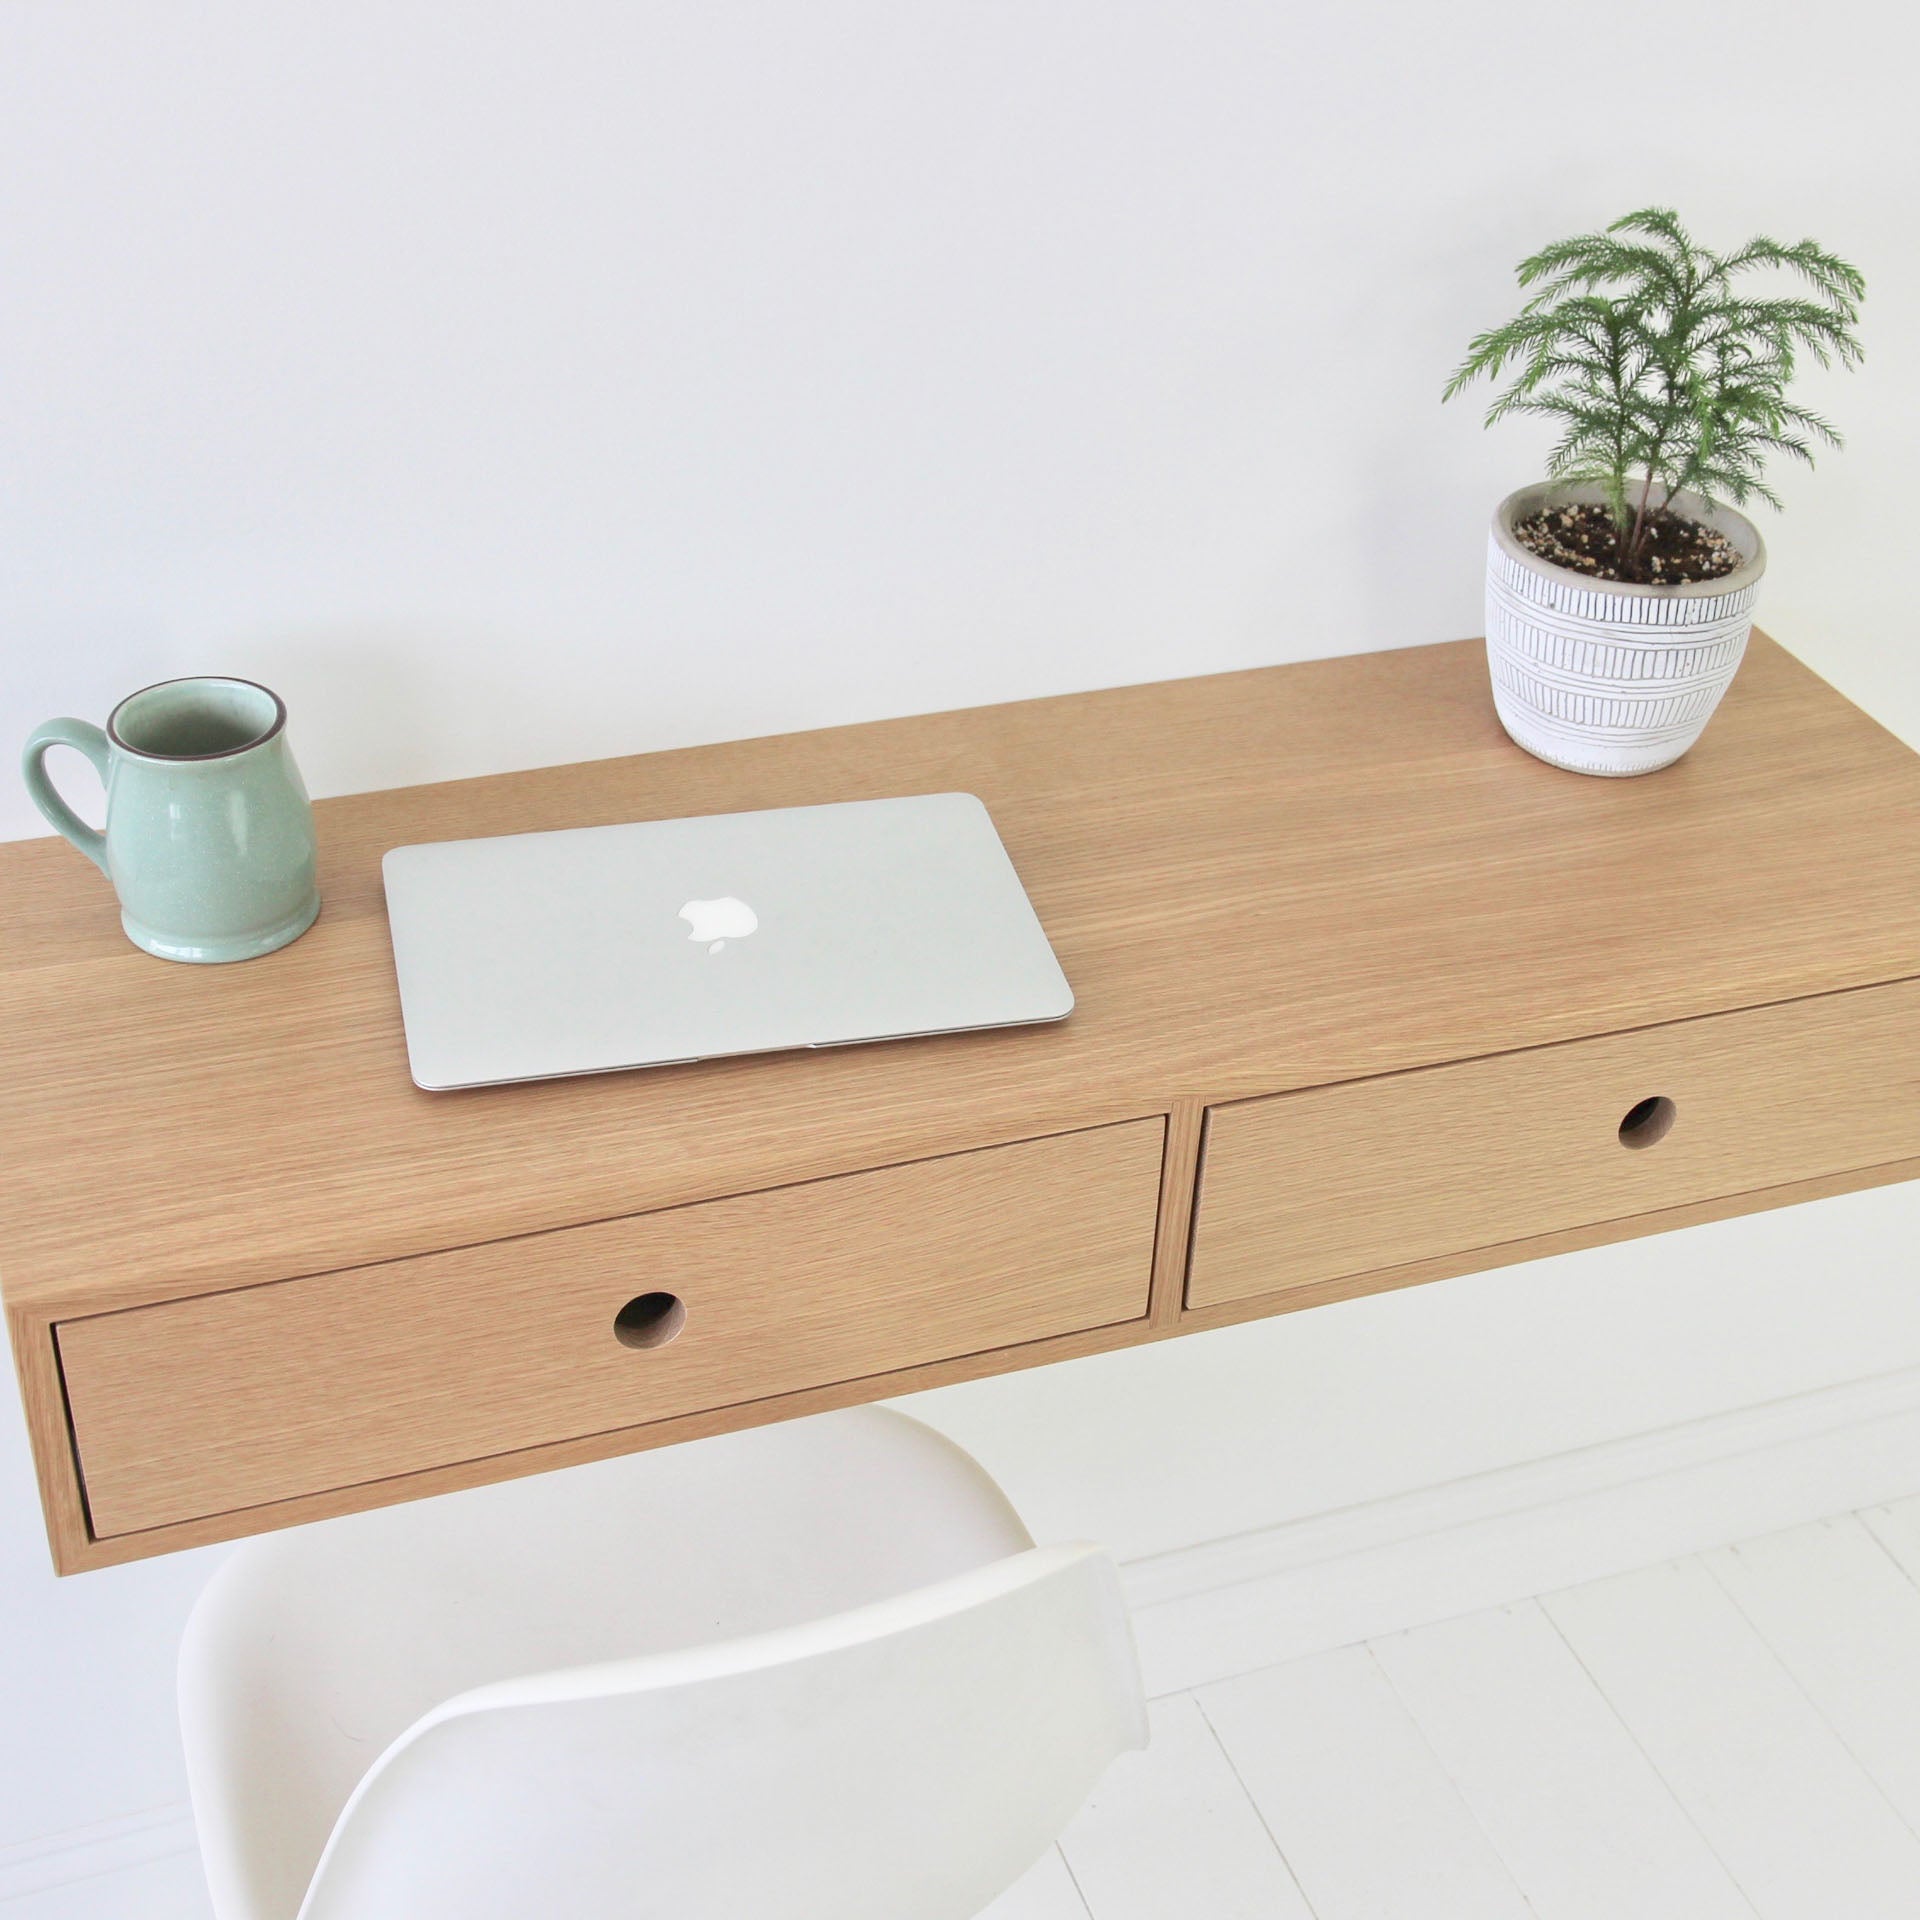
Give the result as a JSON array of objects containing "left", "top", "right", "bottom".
[
  {"left": 293, "top": 1542, "right": 1143, "bottom": 1920},
  {"left": 179, "top": 1410, "right": 1045, "bottom": 1919}
]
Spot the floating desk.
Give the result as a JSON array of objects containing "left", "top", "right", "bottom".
[{"left": 6, "top": 634, "right": 1920, "bottom": 1574}]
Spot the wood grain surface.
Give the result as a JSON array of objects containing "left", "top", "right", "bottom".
[
  {"left": 38, "top": 1147, "right": 1920, "bottom": 1574},
  {"left": 5, "top": 634, "right": 1920, "bottom": 1322},
  {"left": 7, "top": 631, "right": 1920, "bottom": 1569},
  {"left": 1188, "top": 978, "right": 1920, "bottom": 1308},
  {"left": 61, "top": 1117, "right": 1163, "bottom": 1537}
]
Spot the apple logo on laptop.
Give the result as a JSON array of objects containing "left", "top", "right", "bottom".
[{"left": 679, "top": 896, "right": 758, "bottom": 954}]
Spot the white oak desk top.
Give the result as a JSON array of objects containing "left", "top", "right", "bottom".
[
  {"left": 5, "top": 632, "right": 1917, "bottom": 1316},
  {"left": 7, "top": 632, "right": 1920, "bottom": 1569}
]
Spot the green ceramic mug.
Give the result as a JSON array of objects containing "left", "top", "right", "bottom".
[{"left": 23, "top": 677, "right": 321, "bottom": 963}]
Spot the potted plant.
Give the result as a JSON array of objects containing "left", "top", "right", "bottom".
[{"left": 1445, "top": 208, "right": 1865, "bottom": 775}]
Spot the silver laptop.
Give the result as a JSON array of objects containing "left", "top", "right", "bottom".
[{"left": 381, "top": 792, "right": 1073, "bottom": 1090}]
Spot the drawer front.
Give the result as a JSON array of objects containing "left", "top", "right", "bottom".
[
  {"left": 1188, "top": 980, "right": 1920, "bottom": 1310},
  {"left": 62, "top": 1117, "right": 1164, "bottom": 1537}
]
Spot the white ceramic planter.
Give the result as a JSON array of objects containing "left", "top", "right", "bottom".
[{"left": 1485, "top": 481, "right": 1766, "bottom": 777}]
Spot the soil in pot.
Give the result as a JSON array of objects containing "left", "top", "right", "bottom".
[{"left": 1513, "top": 502, "right": 1743, "bottom": 586}]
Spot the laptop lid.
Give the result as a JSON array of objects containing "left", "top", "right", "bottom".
[{"left": 381, "top": 792, "right": 1073, "bottom": 1090}]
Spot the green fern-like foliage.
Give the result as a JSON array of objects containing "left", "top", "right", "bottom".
[{"left": 1444, "top": 208, "right": 1864, "bottom": 575}]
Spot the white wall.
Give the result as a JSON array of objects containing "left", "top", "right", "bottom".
[{"left": 4, "top": 0, "right": 1917, "bottom": 1857}]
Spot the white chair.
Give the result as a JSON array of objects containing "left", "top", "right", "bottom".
[{"left": 179, "top": 1407, "right": 1145, "bottom": 1920}]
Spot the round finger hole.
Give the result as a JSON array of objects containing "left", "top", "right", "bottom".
[
  {"left": 1618, "top": 1095, "right": 1677, "bottom": 1150},
  {"left": 614, "top": 1291, "right": 687, "bottom": 1349}
]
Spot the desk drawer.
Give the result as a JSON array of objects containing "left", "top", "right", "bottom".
[
  {"left": 62, "top": 1116, "right": 1164, "bottom": 1537},
  {"left": 1188, "top": 981, "right": 1920, "bottom": 1309}
]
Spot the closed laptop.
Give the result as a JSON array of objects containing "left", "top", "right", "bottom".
[{"left": 381, "top": 792, "right": 1073, "bottom": 1091}]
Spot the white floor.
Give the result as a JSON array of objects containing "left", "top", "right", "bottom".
[
  {"left": 988, "top": 1494, "right": 1920, "bottom": 1920},
  {"left": 16, "top": 1496, "right": 1920, "bottom": 1919}
]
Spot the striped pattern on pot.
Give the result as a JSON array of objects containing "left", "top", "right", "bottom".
[{"left": 1483, "top": 485, "right": 1765, "bottom": 778}]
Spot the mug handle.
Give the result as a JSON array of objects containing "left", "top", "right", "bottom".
[{"left": 22, "top": 719, "right": 111, "bottom": 876}]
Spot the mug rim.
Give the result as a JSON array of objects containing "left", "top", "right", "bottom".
[{"left": 106, "top": 676, "right": 288, "bottom": 764}]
